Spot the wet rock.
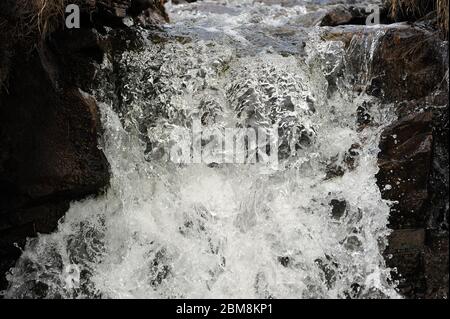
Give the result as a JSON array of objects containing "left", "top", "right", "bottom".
[
  {"left": 325, "top": 144, "right": 361, "bottom": 180},
  {"left": 130, "top": 0, "right": 169, "bottom": 25},
  {"left": 329, "top": 199, "right": 347, "bottom": 220},
  {"left": 385, "top": 229, "right": 426, "bottom": 298},
  {"left": 319, "top": 5, "right": 383, "bottom": 27},
  {"left": 377, "top": 111, "right": 434, "bottom": 229},
  {"left": 278, "top": 256, "right": 291, "bottom": 267},
  {"left": 0, "top": 45, "right": 10, "bottom": 89},
  {"left": 320, "top": 5, "right": 356, "bottom": 27},
  {"left": 378, "top": 107, "right": 449, "bottom": 299},
  {"left": 426, "top": 106, "right": 449, "bottom": 231},
  {"left": 0, "top": 45, "right": 110, "bottom": 289},
  {"left": 328, "top": 24, "right": 447, "bottom": 102},
  {"left": 97, "top": 0, "right": 169, "bottom": 25},
  {"left": 423, "top": 230, "right": 449, "bottom": 298},
  {"left": 369, "top": 27, "right": 447, "bottom": 102},
  {"left": 357, "top": 102, "right": 372, "bottom": 126},
  {"left": 344, "top": 143, "right": 361, "bottom": 170},
  {"left": 370, "top": 23, "right": 449, "bottom": 299},
  {"left": 100, "top": 0, "right": 130, "bottom": 18},
  {"left": 344, "top": 235, "right": 363, "bottom": 251},
  {"left": 315, "top": 257, "right": 337, "bottom": 289},
  {"left": 325, "top": 162, "right": 346, "bottom": 180},
  {"left": 170, "top": 0, "right": 197, "bottom": 4}
]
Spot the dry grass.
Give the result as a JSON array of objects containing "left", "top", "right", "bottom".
[
  {"left": 17, "top": 0, "right": 66, "bottom": 39},
  {"left": 388, "top": 0, "right": 449, "bottom": 39},
  {"left": 0, "top": 1, "right": 96, "bottom": 88},
  {"left": 3, "top": 0, "right": 95, "bottom": 42},
  {"left": 389, "top": 0, "right": 429, "bottom": 18},
  {"left": 437, "top": 0, "right": 449, "bottom": 39}
]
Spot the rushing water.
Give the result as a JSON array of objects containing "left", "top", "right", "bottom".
[{"left": 4, "top": 0, "right": 400, "bottom": 298}]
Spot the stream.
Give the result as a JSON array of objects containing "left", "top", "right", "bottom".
[{"left": 4, "top": 0, "right": 400, "bottom": 299}]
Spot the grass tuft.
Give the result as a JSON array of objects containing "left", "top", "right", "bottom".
[
  {"left": 1, "top": 0, "right": 95, "bottom": 42},
  {"left": 388, "top": 0, "right": 449, "bottom": 39},
  {"left": 437, "top": 0, "right": 449, "bottom": 39}
]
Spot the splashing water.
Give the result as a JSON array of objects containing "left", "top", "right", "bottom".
[{"left": 4, "top": 0, "right": 400, "bottom": 299}]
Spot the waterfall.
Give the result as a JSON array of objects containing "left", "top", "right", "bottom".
[{"left": 4, "top": 0, "right": 400, "bottom": 299}]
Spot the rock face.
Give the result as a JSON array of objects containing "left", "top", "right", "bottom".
[
  {"left": 368, "top": 27, "right": 448, "bottom": 102},
  {"left": 0, "top": 0, "right": 168, "bottom": 291},
  {"left": 0, "top": 49, "right": 110, "bottom": 289},
  {"left": 327, "top": 23, "right": 448, "bottom": 298},
  {"left": 377, "top": 112, "right": 434, "bottom": 228},
  {"left": 371, "top": 27, "right": 449, "bottom": 299}
]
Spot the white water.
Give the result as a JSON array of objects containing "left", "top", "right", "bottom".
[{"left": 4, "top": 0, "right": 399, "bottom": 299}]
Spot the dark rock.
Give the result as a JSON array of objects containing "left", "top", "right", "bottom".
[
  {"left": 320, "top": 5, "right": 355, "bottom": 27},
  {"left": 315, "top": 257, "right": 337, "bottom": 289},
  {"left": 325, "top": 162, "right": 345, "bottom": 179},
  {"left": 95, "top": 0, "right": 169, "bottom": 25},
  {"left": 388, "top": 228, "right": 426, "bottom": 251},
  {"left": 377, "top": 111, "right": 434, "bottom": 229},
  {"left": 426, "top": 106, "right": 449, "bottom": 231},
  {"left": 277, "top": 256, "right": 291, "bottom": 267},
  {"left": 378, "top": 106, "right": 449, "bottom": 299},
  {"left": 0, "top": 46, "right": 110, "bottom": 290},
  {"left": 168, "top": 0, "right": 197, "bottom": 5},
  {"left": 329, "top": 199, "right": 347, "bottom": 220},
  {"left": 357, "top": 102, "right": 372, "bottom": 126},
  {"left": 385, "top": 229, "right": 427, "bottom": 297},
  {"left": 325, "top": 144, "right": 361, "bottom": 180},
  {"left": 368, "top": 23, "right": 449, "bottom": 299},
  {"left": 129, "top": 0, "right": 169, "bottom": 25},
  {"left": 385, "top": 228, "right": 449, "bottom": 299},
  {"left": 369, "top": 27, "right": 447, "bottom": 102},
  {"left": 319, "top": 5, "right": 387, "bottom": 27},
  {"left": 423, "top": 230, "right": 449, "bottom": 298},
  {"left": 331, "top": 25, "right": 447, "bottom": 103}
]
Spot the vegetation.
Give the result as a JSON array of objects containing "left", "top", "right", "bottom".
[
  {"left": 437, "top": 0, "right": 449, "bottom": 39},
  {"left": 388, "top": 0, "right": 449, "bottom": 39},
  {"left": 1, "top": 0, "right": 94, "bottom": 41}
]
